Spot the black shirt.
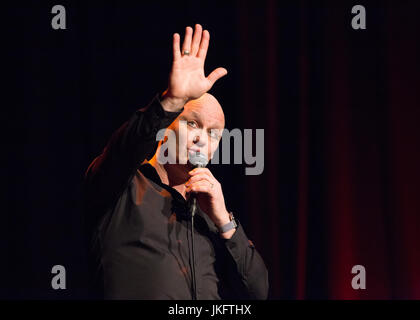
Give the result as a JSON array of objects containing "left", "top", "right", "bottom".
[{"left": 83, "top": 94, "right": 269, "bottom": 299}]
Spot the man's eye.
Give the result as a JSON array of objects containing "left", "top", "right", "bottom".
[
  {"left": 209, "top": 131, "right": 219, "bottom": 139},
  {"left": 187, "top": 121, "right": 197, "bottom": 128}
]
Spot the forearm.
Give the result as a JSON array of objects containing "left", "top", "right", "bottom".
[
  {"left": 85, "top": 93, "right": 183, "bottom": 207},
  {"left": 222, "top": 224, "right": 269, "bottom": 299}
]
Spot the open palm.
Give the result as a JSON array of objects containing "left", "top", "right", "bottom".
[{"left": 167, "top": 24, "right": 227, "bottom": 101}]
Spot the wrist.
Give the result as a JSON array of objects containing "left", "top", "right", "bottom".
[
  {"left": 160, "top": 90, "right": 188, "bottom": 112},
  {"left": 217, "top": 211, "right": 238, "bottom": 239},
  {"left": 213, "top": 209, "right": 230, "bottom": 227}
]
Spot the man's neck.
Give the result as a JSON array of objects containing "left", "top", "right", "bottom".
[{"left": 148, "top": 155, "right": 190, "bottom": 199}]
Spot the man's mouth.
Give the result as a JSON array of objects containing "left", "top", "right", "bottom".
[{"left": 188, "top": 148, "right": 201, "bottom": 155}]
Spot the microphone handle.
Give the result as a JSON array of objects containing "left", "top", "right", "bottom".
[
  {"left": 189, "top": 194, "right": 198, "bottom": 217},
  {"left": 189, "top": 163, "right": 205, "bottom": 217},
  {"left": 188, "top": 163, "right": 204, "bottom": 300}
]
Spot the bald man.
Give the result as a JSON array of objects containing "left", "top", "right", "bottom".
[{"left": 83, "top": 24, "right": 269, "bottom": 300}]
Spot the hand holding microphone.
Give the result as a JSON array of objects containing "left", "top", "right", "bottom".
[
  {"left": 187, "top": 152, "right": 208, "bottom": 217},
  {"left": 186, "top": 152, "right": 231, "bottom": 227}
]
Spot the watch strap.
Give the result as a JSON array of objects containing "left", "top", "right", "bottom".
[{"left": 218, "top": 212, "right": 238, "bottom": 233}]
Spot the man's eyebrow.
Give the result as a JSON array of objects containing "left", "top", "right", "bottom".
[
  {"left": 187, "top": 110, "right": 224, "bottom": 129},
  {"left": 190, "top": 110, "right": 201, "bottom": 118}
]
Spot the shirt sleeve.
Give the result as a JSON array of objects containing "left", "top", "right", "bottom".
[
  {"left": 83, "top": 93, "right": 183, "bottom": 218},
  {"left": 217, "top": 221, "right": 270, "bottom": 300}
]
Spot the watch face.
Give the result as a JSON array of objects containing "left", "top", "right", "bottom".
[{"left": 232, "top": 219, "right": 238, "bottom": 228}]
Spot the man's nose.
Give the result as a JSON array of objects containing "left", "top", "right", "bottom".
[{"left": 193, "top": 130, "right": 207, "bottom": 147}]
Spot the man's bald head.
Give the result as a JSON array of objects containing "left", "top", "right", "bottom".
[
  {"left": 183, "top": 93, "right": 225, "bottom": 129},
  {"left": 159, "top": 93, "right": 225, "bottom": 167}
]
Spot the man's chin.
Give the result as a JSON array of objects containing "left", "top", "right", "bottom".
[{"left": 175, "top": 157, "right": 194, "bottom": 168}]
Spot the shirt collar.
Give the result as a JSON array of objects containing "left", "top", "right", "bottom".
[{"left": 139, "top": 162, "right": 190, "bottom": 219}]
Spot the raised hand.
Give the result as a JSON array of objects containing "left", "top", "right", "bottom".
[{"left": 161, "top": 24, "right": 228, "bottom": 112}]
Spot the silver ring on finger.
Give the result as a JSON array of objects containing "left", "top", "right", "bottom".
[{"left": 183, "top": 50, "right": 190, "bottom": 56}]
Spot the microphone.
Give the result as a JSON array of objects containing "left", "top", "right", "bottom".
[
  {"left": 187, "top": 151, "right": 208, "bottom": 300},
  {"left": 188, "top": 152, "right": 208, "bottom": 217}
]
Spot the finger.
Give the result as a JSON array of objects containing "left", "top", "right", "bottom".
[
  {"left": 191, "top": 24, "right": 203, "bottom": 56},
  {"left": 189, "top": 168, "right": 217, "bottom": 181},
  {"left": 188, "top": 178, "right": 216, "bottom": 193},
  {"left": 197, "top": 29, "right": 210, "bottom": 60},
  {"left": 189, "top": 167, "right": 211, "bottom": 176},
  {"left": 186, "top": 181, "right": 211, "bottom": 194},
  {"left": 187, "top": 173, "right": 213, "bottom": 185},
  {"left": 207, "top": 67, "right": 228, "bottom": 86},
  {"left": 173, "top": 33, "right": 181, "bottom": 61},
  {"left": 181, "top": 26, "right": 193, "bottom": 55}
]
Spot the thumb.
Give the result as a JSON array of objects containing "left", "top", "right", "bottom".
[{"left": 207, "top": 67, "right": 228, "bottom": 86}]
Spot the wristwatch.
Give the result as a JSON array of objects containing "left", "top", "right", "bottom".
[{"left": 218, "top": 211, "right": 238, "bottom": 233}]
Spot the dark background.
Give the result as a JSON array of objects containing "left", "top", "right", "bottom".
[{"left": 2, "top": 0, "right": 419, "bottom": 299}]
